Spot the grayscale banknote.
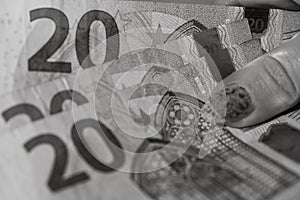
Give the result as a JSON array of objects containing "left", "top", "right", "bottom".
[{"left": 1, "top": 0, "right": 300, "bottom": 200}]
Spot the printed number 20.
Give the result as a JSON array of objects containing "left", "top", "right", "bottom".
[
  {"left": 24, "top": 119, "right": 125, "bottom": 192},
  {"left": 28, "top": 8, "right": 120, "bottom": 73}
]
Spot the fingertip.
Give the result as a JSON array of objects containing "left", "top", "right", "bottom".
[
  {"left": 219, "top": 50, "right": 300, "bottom": 128},
  {"left": 210, "top": 80, "right": 256, "bottom": 128}
]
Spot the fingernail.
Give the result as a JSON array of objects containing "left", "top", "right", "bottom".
[{"left": 210, "top": 82, "right": 255, "bottom": 124}]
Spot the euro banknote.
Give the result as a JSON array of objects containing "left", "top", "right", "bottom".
[
  {"left": 1, "top": 1, "right": 300, "bottom": 200},
  {"left": 1, "top": 91, "right": 300, "bottom": 200},
  {"left": 2, "top": 0, "right": 299, "bottom": 97},
  {"left": 0, "top": 17, "right": 262, "bottom": 133}
]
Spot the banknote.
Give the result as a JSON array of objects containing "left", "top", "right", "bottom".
[
  {"left": 132, "top": 88, "right": 300, "bottom": 200},
  {"left": 1, "top": 0, "right": 286, "bottom": 96},
  {"left": 230, "top": 8, "right": 300, "bottom": 51},
  {"left": 104, "top": 20, "right": 260, "bottom": 101},
  {"left": 119, "top": 0, "right": 267, "bottom": 29},
  {"left": 0, "top": 2, "right": 244, "bottom": 102},
  {"left": 0, "top": 61, "right": 298, "bottom": 200},
  {"left": 231, "top": 106, "right": 300, "bottom": 171},
  {"left": 0, "top": 0, "right": 244, "bottom": 96},
  {"left": 121, "top": 1, "right": 300, "bottom": 50},
  {"left": 2, "top": 2, "right": 300, "bottom": 200},
  {"left": 89, "top": 27, "right": 300, "bottom": 171},
  {"left": 1, "top": 0, "right": 120, "bottom": 94},
  {"left": 88, "top": 18, "right": 300, "bottom": 199},
  {"left": 0, "top": 1, "right": 152, "bottom": 93},
  {"left": 165, "top": 18, "right": 257, "bottom": 71},
  {"left": 1, "top": 90, "right": 300, "bottom": 200},
  {"left": 233, "top": 8, "right": 300, "bottom": 51},
  {"left": 75, "top": 22, "right": 262, "bottom": 137},
  {"left": 0, "top": 104, "right": 153, "bottom": 200},
  {"left": 0, "top": 34, "right": 208, "bottom": 132},
  {"left": 17, "top": 25, "right": 252, "bottom": 144},
  {"left": 0, "top": 20, "right": 220, "bottom": 131},
  {"left": 1, "top": 0, "right": 299, "bottom": 96}
]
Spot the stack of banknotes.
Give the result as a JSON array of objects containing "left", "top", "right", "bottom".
[{"left": 1, "top": 0, "right": 300, "bottom": 199}]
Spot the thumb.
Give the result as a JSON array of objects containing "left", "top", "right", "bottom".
[{"left": 211, "top": 33, "right": 300, "bottom": 128}]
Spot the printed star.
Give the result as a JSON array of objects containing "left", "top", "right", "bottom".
[
  {"left": 147, "top": 24, "right": 169, "bottom": 47},
  {"left": 114, "top": 10, "right": 132, "bottom": 33}
]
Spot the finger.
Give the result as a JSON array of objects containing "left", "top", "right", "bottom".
[
  {"left": 231, "top": 0, "right": 300, "bottom": 10},
  {"left": 211, "top": 33, "right": 300, "bottom": 128}
]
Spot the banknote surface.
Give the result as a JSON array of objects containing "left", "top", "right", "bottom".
[{"left": 1, "top": 0, "right": 300, "bottom": 200}]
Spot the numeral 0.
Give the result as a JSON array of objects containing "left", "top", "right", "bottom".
[
  {"left": 72, "top": 119, "right": 125, "bottom": 172},
  {"left": 29, "top": 8, "right": 120, "bottom": 73},
  {"left": 248, "top": 18, "right": 266, "bottom": 33},
  {"left": 76, "top": 10, "right": 120, "bottom": 69}
]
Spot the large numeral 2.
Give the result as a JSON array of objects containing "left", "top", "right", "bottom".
[{"left": 28, "top": 8, "right": 72, "bottom": 73}]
